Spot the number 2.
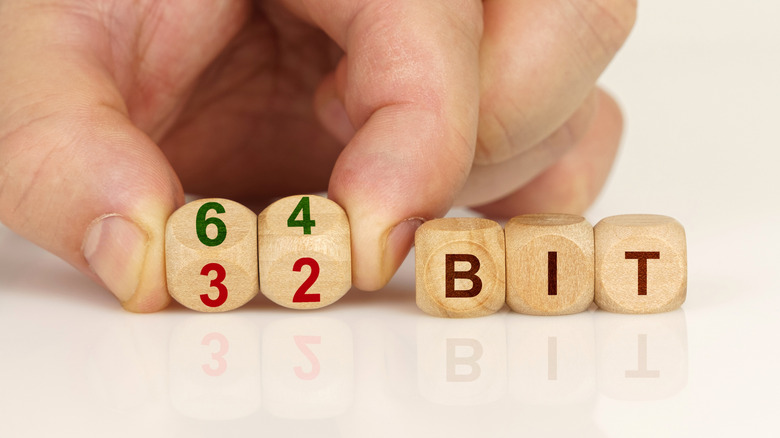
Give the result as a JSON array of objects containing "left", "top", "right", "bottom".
[
  {"left": 293, "top": 335, "right": 321, "bottom": 380},
  {"left": 292, "top": 257, "right": 320, "bottom": 303},
  {"left": 200, "top": 262, "right": 228, "bottom": 307},
  {"left": 287, "top": 196, "right": 316, "bottom": 235}
]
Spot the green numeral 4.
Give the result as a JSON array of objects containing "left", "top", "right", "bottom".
[{"left": 287, "top": 196, "right": 316, "bottom": 235}]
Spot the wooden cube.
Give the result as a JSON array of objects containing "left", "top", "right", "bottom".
[
  {"left": 257, "top": 195, "right": 351, "bottom": 309},
  {"left": 505, "top": 214, "right": 594, "bottom": 315},
  {"left": 415, "top": 218, "right": 505, "bottom": 318},
  {"left": 166, "top": 198, "right": 259, "bottom": 312},
  {"left": 594, "top": 214, "right": 687, "bottom": 313}
]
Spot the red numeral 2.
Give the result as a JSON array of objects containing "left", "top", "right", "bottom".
[
  {"left": 292, "top": 257, "right": 320, "bottom": 303},
  {"left": 200, "top": 262, "right": 228, "bottom": 307},
  {"left": 293, "top": 335, "right": 321, "bottom": 380}
]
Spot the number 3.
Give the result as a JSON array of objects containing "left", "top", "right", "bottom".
[
  {"left": 201, "top": 332, "right": 229, "bottom": 377},
  {"left": 200, "top": 262, "right": 228, "bottom": 307}
]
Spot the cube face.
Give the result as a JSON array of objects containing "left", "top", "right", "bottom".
[
  {"left": 165, "top": 199, "right": 259, "bottom": 312},
  {"left": 505, "top": 214, "right": 594, "bottom": 315},
  {"left": 415, "top": 218, "right": 505, "bottom": 318},
  {"left": 594, "top": 215, "right": 687, "bottom": 314},
  {"left": 257, "top": 195, "right": 351, "bottom": 309}
]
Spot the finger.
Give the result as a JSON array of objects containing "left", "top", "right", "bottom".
[
  {"left": 294, "top": 0, "right": 483, "bottom": 290},
  {"left": 313, "top": 58, "right": 355, "bottom": 145},
  {"left": 455, "top": 89, "right": 598, "bottom": 207},
  {"left": 0, "top": 7, "right": 184, "bottom": 311},
  {"left": 477, "top": 0, "right": 636, "bottom": 164},
  {"left": 472, "top": 88, "right": 624, "bottom": 218}
]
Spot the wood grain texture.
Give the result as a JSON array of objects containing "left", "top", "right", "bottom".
[
  {"left": 257, "top": 195, "right": 351, "bottom": 309},
  {"left": 415, "top": 218, "right": 505, "bottom": 318},
  {"left": 594, "top": 214, "right": 687, "bottom": 314},
  {"left": 505, "top": 214, "right": 594, "bottom": 315},
  {"left": 166, "top": 198, "right": 259, "bottom": 312}
]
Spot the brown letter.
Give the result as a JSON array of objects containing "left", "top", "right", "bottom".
[
  {"left": 445, "top": 254, "right": 482, "bottom": 298},
  {"left": 625, "top": 252, "right": 661, "bottom": 295},
  {"left": 548, "top": 251, "right": 558, "bottom": 295}
]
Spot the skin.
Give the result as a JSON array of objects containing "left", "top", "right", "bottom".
[{"left": 0, "top": 0, "right": 636, "bottom": 312}]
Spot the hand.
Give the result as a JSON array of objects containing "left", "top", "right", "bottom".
[{"left": 0, "top": 0, "right": 635, "bottom": 311}]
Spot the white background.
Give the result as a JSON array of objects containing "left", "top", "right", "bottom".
[{"left": 1, "top": 1, "right": 779, "bottom": 436}]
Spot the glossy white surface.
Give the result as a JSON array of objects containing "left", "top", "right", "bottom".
[{"left": 2, "top": 1, "right": 779, "bottom": 436}]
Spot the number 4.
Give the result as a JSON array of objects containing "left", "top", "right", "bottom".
[{"left": 287, "top": 196, "right": 316, "bottom": 235}]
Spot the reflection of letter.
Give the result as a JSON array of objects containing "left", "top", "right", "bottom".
[
  {"left": 625, "top": 334, "right": 660, "bottom": 378},
  {"left": 445, "top": 254, "right": 482, "bottom": 298},
  {"left": 548, "top": 337, "right": 558, "bottom": 381},
  {"left": 447, "top": 338, "right": 483, "bottom": 382},
  {"left": 625, "top": 252, "right": 660, "bottom": 295},
  {"left": 201, "top": 332, "right": 229, "bottom": 377},
  {"left": 548, "top": 252, "right": 558, "bottom": 295},
  {"left": 293, "top": 335, "right": 321, "bottom": 381}
]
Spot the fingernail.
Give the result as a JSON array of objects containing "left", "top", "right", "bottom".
[
  {"left": 83, "top": 215, "right": 149, "bottom": 303},
  {"left": 322, "top": 98, "right": 355, "bottom": 143},
  {"left": 382, "top": 218, "right": 425, "bottom": 283}
]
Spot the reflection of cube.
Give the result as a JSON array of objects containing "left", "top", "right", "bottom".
[
  {"left": 506, "top": 312, "right": 596, "bottom": 405},
  {"left": 596, "top": 310, "right": 689, "bottom": 400},
  {"left": 594, "top": 214, "right": 687, "bottom": 313},
  {"left": 257, "top": 195, "right": 351, "bottom": 309},
  {"left": 416, "top": 317, "right": 507, "bottom": 405},
  {"left": 166, "top": 198, "right": 259, "bottom": 312},
  {"left": 168, "top": 315, "right": 261, "bottom": 419},
  {"left": 505, "top": 214, "right": 594, "bottom": 315},
  {"left": 415, "top": 218, "right": 506, "bottom": 318},
  {"left": 262, "top": 316, "right": 354, "bottom": 419}
]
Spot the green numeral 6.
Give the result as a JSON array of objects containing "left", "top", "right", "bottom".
[{"left": 196, "top": 202, "right": 227, "bottom": 247}]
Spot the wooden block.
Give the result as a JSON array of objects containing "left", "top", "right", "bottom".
[
  {"left": 165, "top": 198, "right": 259, "bottom": 312},
  {"left": 505, "top": 214, "right": 594, "bottom": 315},
  {"left": 415, "top": 218, "right": 505, "bottom": 318},
  {"left": 594, "top": 214, "right": 687, "bottom": 313},
  {"left": 257, "top": 195, "right": 351, "bottom": 309}
]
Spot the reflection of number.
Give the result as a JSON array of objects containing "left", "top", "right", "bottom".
[
  {"left": 202, "top": 332, "right": 229, "bottom": 376},
  {"left": 287, "top": 196, "right": 316, "bottom": 235},
  {"left": 200, "top": 262, "right": 228, "bottom": 307},
  {"left": 292, "top": 257, "right": 320, "bottom": 303},
  {"left": 196, "top": 201, "right": 227, "bottom": 247},
  {"left": 293, "top": 335, "right": 321, "bottom": 380}
]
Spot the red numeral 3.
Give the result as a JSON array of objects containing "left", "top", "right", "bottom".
[{"left": 200, "top": 262, "right": 228, "bottom": 307}]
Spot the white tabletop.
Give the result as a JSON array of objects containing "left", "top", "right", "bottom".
[{"left": 2, "top": 1, "right": 779, "bottom": 436}]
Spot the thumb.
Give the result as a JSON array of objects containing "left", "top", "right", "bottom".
[
  {"left": 0, "top": 22, "right": 182, "bottom": 312},
  {"left": 306, "top": 0, "right": 483, "bottom": 290}
]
